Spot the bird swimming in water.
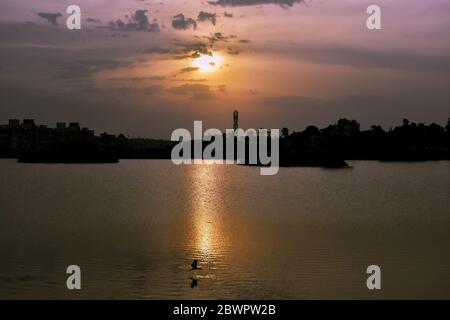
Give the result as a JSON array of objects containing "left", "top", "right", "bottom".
[{"left": 191, "top": 259, "right": 199, "bottom": 270}]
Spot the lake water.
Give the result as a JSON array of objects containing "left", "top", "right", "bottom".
[{"left": 0, "top": 159, "right": 449, "bottom": 299}]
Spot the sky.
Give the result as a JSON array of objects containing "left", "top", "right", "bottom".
[{"left": 0, "top": 0, "right": 449, "bottom": 138}]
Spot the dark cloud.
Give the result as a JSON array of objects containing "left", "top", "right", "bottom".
[
  {"left": 133, "top": 10, "right": 151, "bottom": 29},
  {"left": 172, "top": 14, "right": 197, "bottom": 30},
  {"left": 86, "top": 17, "right": 101, "bottom": 23},
  {"left": 180, "top": 67, "right": 200, "bottom": 73},
  {"left": 239, "top": 39, "right": 251, "bottom": 43},
  {"left": 174, "top": 42, "right": 213, "bottom": 59},
  {"left": 110, "top": 20, "right": 123, "bottom": 29},
  {"left": 197, "top": 11, "right": 217, "bottom": 26},
  {"left": 227, "top": 47, "right": 240, "bottom": 55},
  {"left": 148, "top": 22, "right": 160, "bottom": 32},
  {"left": 109, "top": 10, "right": 159, "bottom": 32},
  {"left": 224, "top": 12, "right": 234, "bottom": 18},
  {"left": 37, "top": 13, "right": 62, "bottom": 26},
  {"left": 208, "top": 0, "right": 304, "bottom": 7},
  {"left": 204, "top": 32, "right": 229, "bottom": 43}
]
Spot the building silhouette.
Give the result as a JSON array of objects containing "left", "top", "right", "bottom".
[{"left": 0, "top": 119, "right": 94, "bottom": 154}]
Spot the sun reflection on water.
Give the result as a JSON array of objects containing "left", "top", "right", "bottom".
[{"left": 187, "top": 165, "right": 228, "bottom": 260}]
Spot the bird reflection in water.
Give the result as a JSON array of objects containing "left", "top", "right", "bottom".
[{"left": 190, "top": 277, "right": 198, "bottom": 288}]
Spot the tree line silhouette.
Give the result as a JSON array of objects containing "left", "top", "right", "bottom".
[
  {"left": 1, "top": 117, "right": 449, "bottom": 166},
  {"left": 278, "top": 117, "right": 450, "bottom": 166}
]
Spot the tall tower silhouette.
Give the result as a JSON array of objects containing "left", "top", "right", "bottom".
[{"left": 233, "top": 110, "right": 239, "bottom": 130}]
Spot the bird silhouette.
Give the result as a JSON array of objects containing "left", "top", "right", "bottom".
[{"left": 191, "top": 259, "right": 199, "bottom": 270}]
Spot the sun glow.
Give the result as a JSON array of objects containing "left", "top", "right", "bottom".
[{"left": 192, "top": 53, "right": 223, "bottom": 73}]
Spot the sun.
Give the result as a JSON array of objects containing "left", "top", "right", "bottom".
[{"left": 192, "top": 53, "right": 223, "bottom": 73}]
